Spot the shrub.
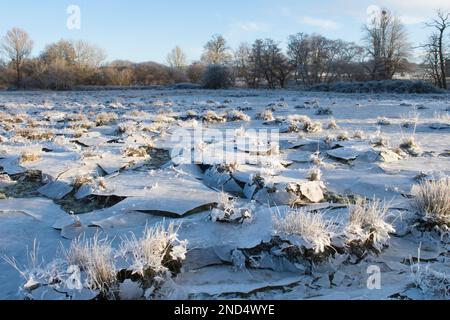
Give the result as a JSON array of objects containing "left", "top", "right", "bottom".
[{"left": 202, "top": 64, "right": 234, "bottom": 89}]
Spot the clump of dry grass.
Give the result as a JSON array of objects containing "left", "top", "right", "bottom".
[
  {"left": 283, "top": 115, "right": 322, "bottom": 133},
  {"left": 256, "top": 109, "right": 275, "bottom": 121},
  {"left": 302, "top": 120, "right": 322, "bottom": 133},
  {"left": 2, "top": 240, "right": 47, "bottom": 292},
  {"left": 202, "top": 110, "right": 227, "bottom": 123},
  {"left": 411, "top": 177, "right": 449, "bottom": 227},
  {"left": 211, "top": 192, "right": 254, "bottom": 224},
  {"left": 15, "top": 129, "right": 54, "bottom": 141},
  {"left": 64, "top": 234, "right": 117, "bottom": 294},
  {"left": 345, "top": 198, "right": 395, "bottom": 253},
  {"left": 227, "top": 110, "right": 251, "bottom": 122},
  {"left": 95, "top": 112, "right": 118, "bottom": 126},
  {"left": 371, "top": 136, "right": 390, "bottom": 148},
  {"left": 400, "top": 137, "right": 417, "bottom": 149},
  {"left": 327, "top": 119, "right": 339, "bottom": 129},
  {"left": 336, "top": 131, "right": 349, "bottom": 141},
  {"left": 123, "top": 145, "right": 150, "bottom": 158},
  {"left": 20, "top": 147, "right": 42, "bottom": 163},
  {"left": 6, "top": 224, "right": 188, "bottom": 300},
  {"left": 399, "top": 137, "right": 420, "bottom": 156},
  {"left": 96, "top": 177, "right": 108, "bottom": 191},
  {"left": 411, "top": 249, "right": 449, "bottom": 299},
  {"left": 65, "top": 113, "right": 87, "bottom": 122},
  {"left": 377, "top": 117, "right": 391, "bottom": 126},
  {"left": 324, "top": 134, "right": 336, "bottom": 145},
  {"left": 68, "top": 120, "right": 94, "bottom": 130},
  {"left": 308, "top": 167, "right": 322, "bottom": 182},
  {"left": 316, "top": 107, "right": 333, "bottom": 116},
  {"left": 153, "top": 114, "right": 175, "bottom": 124},
  {"left": 127, "top": 110, "right": 150, "bottom": 118},
  {"left": 73, "top": 175, "right": 95, "bottom": 189},
  {"left": 353, "top": 130, "right": 364, "bottom": 140},
  {"left": 311, "top": 153, "right": 324, "bottom": 167},
  {"left": 273, "top": 209, "right": 334, "bottom": 254},
  {"left": 119, "top": 223, "right": 187, "bottom": 279}
]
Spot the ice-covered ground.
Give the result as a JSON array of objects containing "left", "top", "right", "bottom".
[{"left": 0, "top": 89, "right": 448, "bottom": 300}]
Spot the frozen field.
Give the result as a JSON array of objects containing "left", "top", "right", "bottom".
[{"left": 0, "top": 89, "right": 448, "bottom": 300}]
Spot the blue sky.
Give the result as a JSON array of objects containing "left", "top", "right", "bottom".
[{"left": 1, "top": 0, "right": 449, "bottom": 64}]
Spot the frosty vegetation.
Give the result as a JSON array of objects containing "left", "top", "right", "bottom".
[
  {"left": 411, "top": 177, "right": 450, "bottom": 227},
  {"left": 3, "top": 223, "right": 187, "bottom": 300}
]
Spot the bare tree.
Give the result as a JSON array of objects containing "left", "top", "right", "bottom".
[
  {"left": 201, "top": 34, "right": 232, "bottom": 65},
  {"left": 247, "top": 39, "right": 265, "bottom": 88},
  {"left": 167, "top": 46, "right": 187, "bottom": 70},
  {"left": 73, "top": 40, "right": 106, "bottom": 69},
  {"left": 363, "top": 8, "right": 410, "bottom": 80},
  {"left": 253, "top": 39, "right": 291, "bottom": 89},
  {"left": 425, "top": 10, "right": 450, "bottom": 89},
  {"left": 287, "top": 33, "right": 311, "bottom": 84},
  {"left": 41, "top": 40, "right": 76, "bottom": 65},
  {"left": 423, "top": 34, "right": 443, "bottom": 87},
  {"left": 1, "top": 28, "right": 34, "bottom": 87},
  {"left": 73, "top": 40, "right": 106, "bottom": 83},
  {"left": 287, "top": 33, "right": 365, "bottom": 85},
  {"left": 233, "top": 42, "right": 252, "bottom": 85}
]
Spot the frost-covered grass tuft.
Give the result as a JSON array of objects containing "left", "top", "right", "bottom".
[
  {"left": 411, "top": 246, "right": 449, "bottom": 299},
  {"left": 345, "top": 198, "right": 395, "bottom": 253},
  {"left": 20, "top": 147, "right": 42, "bottom": 163},
  {"left": 302, "top": 120, "right": 322, "bottom": 133},
  {"left": 371, "top": 135, "right": 390, "bottom": 148},
  {"left": 123, "top": 145, "right": 150, "bottom": 158},
  {"left": 211, "top": 192, "right": 254, "bottom": 224},
  {"left": 15, "top": 129, "right": 54, "bottom": 141},
  {"left": 308, "top": 167, "right": 322, "bottom": 182},
  {"left": 119, "top": 223, "right": 187, "bottom": 279},
  {"left": 411, "top": 177, "right": 450, "bottom": 226},
  {"left": 316, "top": 107, "right": 333, "bottom": 116},
  {"left": 400, "top": 137, "right": 418, "bottom": 150},
  {"left": 353, "top": 130, "right": 364, "bottom": 140},
  {"left": 2, "top": 240, "right": 48, "bottom": 292},
  {"left": 377, "top": 117, "right": 391, "bottom": 126},
  {"left": 73, "top": 175, "right": 95, "bottom": 189},
  {"left": 257, "top": 109, "right": 275, "bottom": 121},
  {"left": 273, "top": 209, "right": 334, "bottom": 254},
  {"left": 336, "top": 131, "right": 349, "bottom": 141},
  {"left": 5, "top": 224, "right": 187, "bottom": 300},
  {"left": 227, "top": 110, "right": 251, "bottom": 122},
  {"left": 96, "top": 177, "right": 108, "bottom": 191},
  {"left": 327, "top": 119, "right": 339, "bottom": 129},
  {"left": 202, "top": 110, "right": 226, "bottom": 123},
  {"left": 95, "top": 112, "right": 119, "bottom": 126},
  {"left": 64, "top": 233, "right": 117, "bottom": 293}
]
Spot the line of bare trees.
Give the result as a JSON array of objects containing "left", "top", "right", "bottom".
[
  {"left": 422, "top": 10, "right": 450, "bottom": 89},
  {"left": 1, "top": 7, "right": 449, "bottom": 90}
]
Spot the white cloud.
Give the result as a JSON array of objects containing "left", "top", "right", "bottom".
[{"left": 297, "top": 16, "right": 339, "bottom": 29}]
